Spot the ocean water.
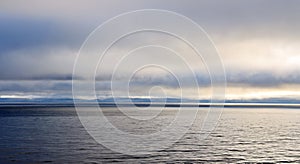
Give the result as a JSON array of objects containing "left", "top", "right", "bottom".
[{"left": 0, "top": 107, "right": 299, "bottom": 163}]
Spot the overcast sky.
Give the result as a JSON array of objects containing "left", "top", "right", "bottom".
[{"left": 1, "top": 0, "right": 300, "bottom": 101}]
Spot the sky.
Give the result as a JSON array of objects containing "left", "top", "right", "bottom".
[{"left": 0, "top": 0, "right": 300, "bottom": 101}]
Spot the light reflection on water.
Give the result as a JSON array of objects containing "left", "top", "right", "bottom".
[{"left": 0, "top": 107, "right": 299, "bottom": 163}]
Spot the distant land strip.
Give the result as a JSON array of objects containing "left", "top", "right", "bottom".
[{"left": 0, "top": 103, "right": 300, "bottom": 109}]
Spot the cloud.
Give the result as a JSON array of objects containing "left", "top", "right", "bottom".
[
  {"left": 0, "top": 14, "right": 80, "bottom": 54},
  {"left": 0, "top": 47, "right": 77, "bottom": 80},
  {"left": 0, "top": 0, "right": 300, "bottom": 100},
  {"left": 227, "top": 72, "right": 300, "bottom": 87},
  {"left": 0, "top": 81, "right": 73, "bottom": 98}
]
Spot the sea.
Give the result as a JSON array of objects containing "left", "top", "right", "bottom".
[{"left": 0, "top": 106, "right": 299, "bottom": 163}]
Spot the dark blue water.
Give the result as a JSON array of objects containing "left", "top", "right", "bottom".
[{"left": 0, "top": 107, "right": 299, "bottom": 163}]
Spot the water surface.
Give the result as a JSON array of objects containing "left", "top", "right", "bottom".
[{"left": 0, "top": 107, "right": 299, "bottom": 163}]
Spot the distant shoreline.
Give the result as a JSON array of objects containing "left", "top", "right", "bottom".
[{"left": 0, "top": 102, "right": 300, "bottom": 109}]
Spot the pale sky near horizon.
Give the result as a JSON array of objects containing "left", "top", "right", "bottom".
[{"left": 0, "top": 0, "right": 300, "bottom": 101}]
